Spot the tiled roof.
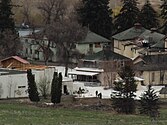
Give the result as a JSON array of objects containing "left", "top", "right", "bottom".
[
  {"left": 78, "top": 31, "right": 111, "bottom": 44},
  {"left": 84, "top": 50, "right": 130, "bottom": 61}
]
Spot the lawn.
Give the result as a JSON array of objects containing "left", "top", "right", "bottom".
[{"left": 0, "top": 103, "right": 167, "bottom": 125}]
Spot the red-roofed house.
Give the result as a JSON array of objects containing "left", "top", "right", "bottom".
[{"left": 0, "top": 56, "right": 30, "bottom": 69}]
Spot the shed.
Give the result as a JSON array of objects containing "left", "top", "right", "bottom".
[{"left": 0, "top": 56, "right": 30, "bottom": 69}]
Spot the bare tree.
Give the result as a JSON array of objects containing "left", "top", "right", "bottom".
[
  {"left": 38, "top": 76, "right": 50, "bottom": 99},
  {"left": 38, "top": 0, "right": 67, "bottom": 24},
  {"left": 21, "top": 1, "right": 31, "bottom": 26},
  {"left": 46, "top": 13, "right": 87, "bottom": 76}
]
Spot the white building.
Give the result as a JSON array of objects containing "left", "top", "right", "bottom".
[{"left": 0, "top": 66, "right": 74, "bottom": 99}]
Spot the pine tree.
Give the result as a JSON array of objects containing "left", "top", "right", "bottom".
[
  {"left": 114, "top": 0, "right": 140, "bottom": 33},
  {"left": 112, "top": 65, "right": 137, "bottom": 114},
  {"left": 56, "top": 73, "right": 62, "bottom": 103},
  {"left": 139, "top": 0, "right": 159, "bottom": 30},
  {"left": 160, "top": 0, "right": 167, "bottom": 34},
  {"left": 0, "top": 0, "right": 15, "bottom": 32},
  {"left": 77, "top": 0, "right": 113, "bottom": 38},
  {"left": 139, "top": 85, "right": 159, "bottom": 122},
  {"left": 51, "top": 72, "right": 62, "bottom": 104},
  {"left": 27, "top": 69, "right": 40, "bottom": 102},
  {"left": 51, "top": 72, "right": 58, "bottom": 104},
  {"left": 0, "top": 0, "right": 21, "bottom": 58}
]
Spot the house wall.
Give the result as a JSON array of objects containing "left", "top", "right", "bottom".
[
  {"left": 114, "top": 40, "right": 140, "bottom": 59},
  {"left": 76, "top": 43, "right": 110, "bottom": 55},
  {"left": 1, "top": 59, "right": 27, "bottom": 69},
  {"left": 140, "top": 70, "right": 167, "bottom": 85},
  {"left": 21, "top": 37, "right": 58, "bottom": 62},
  {"left": 0, "top": 74, "right": 28, "bottom": 98},
  {"left": 62, "top": 81, "right": 73, "bottom": 95}
]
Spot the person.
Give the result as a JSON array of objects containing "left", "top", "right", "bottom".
[
  {"left": 98, "top": 93, "right": 102, "bottom": 99},
  {"left": 95, "top": 90, "right": 98, "bottom": 97}
]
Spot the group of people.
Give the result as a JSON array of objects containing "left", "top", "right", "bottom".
[{"left": 95, "top": 91, "right": 102, "bottom": 99}]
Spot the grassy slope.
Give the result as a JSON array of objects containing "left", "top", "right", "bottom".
[{"left": 0, "top": 103, "right": 167, "bottom": 125}]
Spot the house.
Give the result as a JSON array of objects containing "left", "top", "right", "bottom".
[
  {"left": 70, "top": 47, "right": 132, "bottom": 87},
  {"left": 134, "top": 54, "right": 167, "bottom": 85},
  {"left": 0, "top": 56, "right": 30, "bottom": 69},
  {"left": 112, "top": 23, "right": 165, "bottom": 59},
  {"left": 19, "top": 29, "right": 112, "bottom": 63},
  {"left": 76, "top": 31, "right": 112, "bottom": 55}
]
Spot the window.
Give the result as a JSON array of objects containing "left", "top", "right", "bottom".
[
  {"left": 25, "top": 39, "right": 28, "bottom": 43},
  {"left": 152, "top": 72, "right": 155, "bottom": 82},
  {"left": 31, "top": 40, "right": 35, "bottom": 44},
  {"left": 26, "top": 48, "right": 28, "bottom": 54},
  {"left": 18, "top": 86, "right": 26, "bottom": 88},
  {"left": 114, "top": 41, "right": 120, "bottom": 49},
  {"left": 95, "top": 42, "right": 101, "bottom": 48},
  {"left": 35, "top": 50, "right": 39, "bottom": 54},
  {"left": 30, "top": 49, "right": 32, "bottom": 54}
]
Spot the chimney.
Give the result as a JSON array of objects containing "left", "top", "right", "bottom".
[
  {"left": 150, "top": 28, "right": 157, "bottom": 33},
  {"left": 134, "top": 23, "right": 142, "bottom": 29}
]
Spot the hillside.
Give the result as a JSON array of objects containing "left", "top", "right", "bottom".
[{"left": 11, "top": 0, "right": 163, "bottom": 26}]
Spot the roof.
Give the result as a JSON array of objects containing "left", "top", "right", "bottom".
[
  {"left": 112, "top": 25, "right": 165, "bottom": 45},
  {"left": 78, "top": 31, "right": 111, "bottom": 44},
  {"left": 159, "top": 87, "right": 167, "bottom": 94},
  {"left": 112, "top": 26, "right": 147, "bottom": 41},
  {"left": 0, "top": 68, "right": 27, "bottom": 75},
  {"left": 17, "top": 28, "right": 41, "bottom": 37},
  {"left": 75, "top": 67, "right": 104, "bottom": 72},
  {"left": 134, "top": 54, "right": 167, "bottom": 71},
  {"left": 84, "top": 50, "right": 130, "bottom": 61},
  {"left": 139, "top": 30, "right": 165, "bottom": 45},
  {"left": 68, "top": 70, "right": 99, "bottom": 76},
  {"left": 0, "top": 56, "right": 30, "bottom": 64}
]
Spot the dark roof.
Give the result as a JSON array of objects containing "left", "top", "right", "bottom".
[
  {"left": 78, "top": 31, "right": 111, "bottom": 44},
  {"left": 112, "top": 26, "right": 147, "bottom": 41},
  {"left": 134, "top": 54, "right": 167, "bottom": 71},
  {"left": 112, "top": 25, "right": 165, "bottom": 45},
  {"left": 139, "top": 30, "right": 165, "bottom": 45},
  {"left": 0, "top": 68, "right": 27, "bottom": 75},
  {"left": 84, "top": 50, "right": 131, "bottom": 61},
  {"left": 160, "top": 87, "right": 167, "bottom": 94}
]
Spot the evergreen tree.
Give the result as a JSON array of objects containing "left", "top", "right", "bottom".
[
  {"left": 114, "top": 0, "right": 140, "bottom": 33},
  {"left": 112, "top": 65, "right": 137, "bottom": 114},
  {"left": 160, "top": 0, "right": 167, "bottom": 34},
  {"left": 139, "top": 0, "right": 159, "bottom": 30},
  {"left": 139, "top": 85, "right": 159, "bottom": 122},
  {"left": 51, "top": 72, "right": 62, "bottom": 104},
  {"left": 77, "top": 0, "right": 113, "bottom": 38},
  {"left": 56, "top": 73, "right": 62, "bottom": 103},
  {"left": 0, "top": 0, "right": 15, "bottom": 32},
  {"left": 27, "top": 69, "right": 40, "bottom": 102},
  {"left": 0, "top": 0, "right": 21, "bottom": 58},
  {"left": 51, "top": 72, "right": 58, "bottom": 104}
]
